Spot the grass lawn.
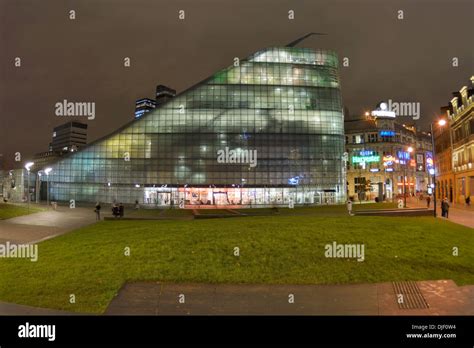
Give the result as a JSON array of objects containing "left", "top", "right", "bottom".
[
  {"left": 0, "top": 214, "right": 472, "bottom": 314},
  {"left": 0, "top": 203, "right": 44, "bottom": 219},
  {"left": 126, "top": 209, "right": 164, "bottom": 218},
  {"left": 236, "top": 202, "right": 399, "bottom": 216},
  {"left": 160, "top": 209, "right": 194, "bottom": 217},
  {"left": 195, "top": 209, "right": 235, "bottom": 215},
  {"left": 126, "top": 208, "right": 194, "bottom": 218}
]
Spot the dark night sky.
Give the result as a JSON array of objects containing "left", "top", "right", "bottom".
[{"left": 1, "top": 0, "right": 473, "bottom": 168}]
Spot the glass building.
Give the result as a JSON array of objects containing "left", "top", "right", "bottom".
[{"left": 41, "top": 47, "right": 346, "bottom": 207}]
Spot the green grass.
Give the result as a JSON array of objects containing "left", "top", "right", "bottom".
[
  {"left": 352, "top": 202, "right": 399, "bottom": 210},
  {"left": 125, "top": 208, "right": 194, "bottom": 218},
  {"left": 126, "top": 209, "right": 164, "bottom": 218},
  {"left": 115, "top": 202, "right": 400, "bottom": 219},
  {"left": 160, "top": 209, "right": 194, "bottom": 217},
  {"left": 236, "top": 202, "right": 399, "bottom": 216},
  {"left": 0, "top": 203, "right": 44, "bottom": 219},
  {"left": 195, "top": 209, "right": 234, "bottom": 215},
  {"left": 0, "top": 214, "right": 472, "bottom": 314}
]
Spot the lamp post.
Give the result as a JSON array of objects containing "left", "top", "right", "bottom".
[
  {"left": 44, "top": 167, "right": 52, "bottom": 208},
  {"left": 24, "top": 162, "right": 34, "bottom": 212},
  {"left": 429, "top": 119, "right": 448, "bottom": 217},
  {"left": 36, "top": 172, "right": 42, "bottom": 204},
  {"left": 403, "top": 147, "right": 413, "bottom": 208}
]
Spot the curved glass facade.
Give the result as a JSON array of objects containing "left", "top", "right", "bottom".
[{"left": 42, "top": 47, "right": 346, "bottom": 207}]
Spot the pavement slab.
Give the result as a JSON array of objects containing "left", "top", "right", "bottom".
[
  {"left": 0, "top": 206, "right": 98, "bottom": 244},
  {"left": 104, "top": 280, "right": 474, "bottom": 316},
  {"left": 0, "top": 301, "right": 78, "bottom": 315}
]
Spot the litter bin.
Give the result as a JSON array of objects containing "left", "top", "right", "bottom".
[{"left": 52, "top": 202, "right": 57, "bottom": 210}]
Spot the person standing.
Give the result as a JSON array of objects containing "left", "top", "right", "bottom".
[
  {"left": 426, "top": 195, "right": 431, "bottom": 208},
  {"left": 112, "top": 203, "right": 119, "bottom": 218},
  {"left": 135, "top": 200, "right": 140, "bottom": 210},
  {"left": 95, "top": 202, "right": 101, "bottom": 221},
  {"left": 119, "top": 203, "right": 124, "bottom": 218}
]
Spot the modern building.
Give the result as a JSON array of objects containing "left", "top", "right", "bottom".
[
  {"left": 345, "top": 105, "right": 433, "bottom": 201},
  {"left": 50, "top": 121, "right": 88, "bottom": 153},
  {"left": 437, "top": 76, "right": 474, "bottom": 204},
  {"left": 135, "top": 85, "right": 176, "bottom": 119},
  {"left": 155, "top": 85, "right": 176, "bottom": 106},
  {"left": 134, "top": 98, "right": 156, "bottom": 119},
  {"left": 31, "top": 121, "right": 88, "bottom": 170},
  {"left": 37, "top": 46, "right": 346, "bottom": 207}
]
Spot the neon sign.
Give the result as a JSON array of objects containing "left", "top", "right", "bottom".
[
  {"left": 379, "top": 130, "right": 395, "bottom": 137},
  {"left": 425, "top": 152, "right": 434, "bottom": 170},
  {"left": 352, "top": 155, "right": 380, "bottom": 164},
  {"left": 383, "top": 155, "right": 395, "bottom": 166},
  {"left": 359, "top": 150, "right": 374, "bottom": 156},
  {"left": 371, "top": 102, "right": 396, "bottom": 118},
  {"left": 397, "top": 151, "right": 410, "bottom": 160},
  {"left": 288, "top": 176, "right": 300, "bottom": 185}
]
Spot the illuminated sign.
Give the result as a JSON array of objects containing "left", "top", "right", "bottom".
[
  {"left": 371, "top": 110, "right": 396, "bottom": 118},
  {"left": 371, "top": 102, "right": 396, "bottom": 118},
  {"left": 383, "top": 155, "right": 395, "bottom": 166},
  {"left": 379, "top": 130, "right": 395, "bottom": 137},
  {"left": 396, "top": 151, "right": 411, "bottom": 165},
  {"left": 352, "top": 155, "right": 380, "bottom": 164},
  {"left": 416, "top": 153, "right": 424, "bottom": 172},
  {"left": 385, "top": 168, "right": 394, "bottom": 172},
  {"left": 359, "top": 150, "right": 374, "bottom": 156},
  {"left": 288, "top": 176, "right": 300, "bottom": 185},
  {"left": 425, "top": 152, "right": 434, "bottom": 170},
  {"left": 397, "top": 151, "right": 410, "bottom": 161},
  {"left": 369, "top": 168, "right": 380, "bottom": 172}
]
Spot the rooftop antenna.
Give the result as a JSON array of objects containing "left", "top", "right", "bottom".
[{"left": 286, "top": 32, "right": 327, "bottom": 47}]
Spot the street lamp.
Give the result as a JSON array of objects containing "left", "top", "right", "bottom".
[
  {"left": 402, "top": 147, "right": 413, "bottom": 208},
  {"left": 44, "top": 167, "right": 52, "bottom": 207},
  {"left": 429, "top": 119, "right": 448, "bottom": 217},
  {"left": 24, "top": 162, "right": 34, "bottom": 212},
  {"left": 36, "top": 172, "right": 42, "bottom": 204}
]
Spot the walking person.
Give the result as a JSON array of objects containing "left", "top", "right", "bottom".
[
  {"left": 443, "top": 197, "right": 450, "bottom": 218},
  {"left": 426, "top": 195, "right": 431, "bottom": 208},
  {"left": 466, "top": 196, "right": 471, "bottom": 207},
  {"left": 94, "top": 202, "right": 101, "bottom": 221},
  {"left": 135, "top": 200, "right": 140, "bottom": 210}
]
